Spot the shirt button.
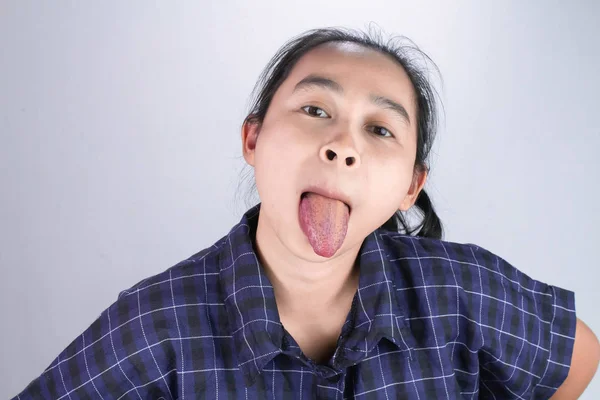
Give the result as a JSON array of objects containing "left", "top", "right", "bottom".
[{"left": 316, "top": 366, "right": 340, "bottom": 379}]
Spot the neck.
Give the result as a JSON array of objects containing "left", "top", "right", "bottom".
[{"left": 253, "top": 212, "right": 361, "bottom": 313}]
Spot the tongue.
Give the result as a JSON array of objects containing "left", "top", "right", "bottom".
[{"left": 299, "top": 192, "right": 349, "bottom": 258}]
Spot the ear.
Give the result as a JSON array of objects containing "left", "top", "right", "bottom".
[
  {"left": 399, "top": 167, "right": 428, "bottom": 211},
  {"left": 241, "top": 117, "right": 260, "bottom": 167}
]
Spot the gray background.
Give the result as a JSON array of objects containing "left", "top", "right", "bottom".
[{"left": 1, "top": 1, "right": 598, "bottom": 398}]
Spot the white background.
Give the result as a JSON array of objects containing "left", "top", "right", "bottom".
[{"left": 1, "top": 1, "right": 598, "bottom": 397}]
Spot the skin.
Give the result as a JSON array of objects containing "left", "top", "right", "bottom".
[
  {"left": 241, "top": 42, "right": 599, "bottom": 394},
  {"left": 550, "top": 318, "right": 599, "bottom": 399}
]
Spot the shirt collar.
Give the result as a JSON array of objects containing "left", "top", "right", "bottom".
[
  {"left": 218, "top": 204, "right": 414, "bottom": 386},
  {"left": 338, "top": 228, "right": 416, "bottom": 366}
]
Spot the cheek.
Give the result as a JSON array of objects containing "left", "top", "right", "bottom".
[
  {"left": 365, "top": 156, "right": 414, "bottom": 204},
  {"left": 253, "top": 125, "right": 304, "bottom": 200},
  {"left": 255, "top": 123, "right": 301, "bottom": 170}
]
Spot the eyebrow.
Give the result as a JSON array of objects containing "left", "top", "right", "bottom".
[{"left": 292, "top": 74, "right": 411, "bottom": 125}]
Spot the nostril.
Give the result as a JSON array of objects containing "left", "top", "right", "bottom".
[
  {"left": 326, "top": 149, "right": 336, "bottom": 161},
  {"left": 346, "top": 157, "right": 355, "bottom": 166}
]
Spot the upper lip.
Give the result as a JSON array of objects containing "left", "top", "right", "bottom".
[{"left": 301, "top": 185, "right": 353, "bottom": 211}]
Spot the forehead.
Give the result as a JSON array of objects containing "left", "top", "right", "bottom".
[{"left": 283, "top": 42, "right": 415, "bottom": 106}]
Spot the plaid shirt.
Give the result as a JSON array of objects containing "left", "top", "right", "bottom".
[{"left": 13, "top": 204, "right": 576, "bottom": 399}]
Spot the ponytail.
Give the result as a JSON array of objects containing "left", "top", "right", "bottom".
[{"left": 381, "top": 189, "right": 443, "bottom": 240}]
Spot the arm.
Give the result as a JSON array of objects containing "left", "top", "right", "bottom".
[{"left": 550, "top": 318, "right": 600, "bottom": 399}]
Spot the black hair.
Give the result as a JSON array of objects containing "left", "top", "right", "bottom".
[{"left": 239, "top": 26, "right": 444, "bottom": 240}]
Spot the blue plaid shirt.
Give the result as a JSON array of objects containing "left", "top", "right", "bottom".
[{"left": 13, "top": 204, "right": 576, "bottom": 399}]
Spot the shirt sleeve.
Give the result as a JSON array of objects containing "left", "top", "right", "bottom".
[
  {"left": 11, "top": 287, "right": 176, "bottom": 400},
  {"left": 466, "top": 244, "right": 577, "bottom": 400}
]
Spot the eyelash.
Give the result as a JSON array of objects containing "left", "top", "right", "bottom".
[{"left": 300, "top": 105, "right": 394, "bottom": 138}]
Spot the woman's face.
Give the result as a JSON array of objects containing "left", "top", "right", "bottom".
[{"left": 243, "top": 42, "right": 427, "bottom": 261}]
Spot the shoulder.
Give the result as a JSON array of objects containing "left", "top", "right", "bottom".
[
  {"left": 14, "top": 238, "right": 232, "bottom": 398},
  {"left": 379, "top": 231, "right": 562, "bottom": 301},
  {"left": 379, "top": 231, "right": 578, "bottom": 398},
  {"left": 379, "top": 231, "right": 576, "bottom": 330},
  {"left": 95, "top": 236, "right": 231, "bottom": 361},
  {"left": 114, "top": 237, "right": 228, "bottom": 312},
  {"left": 379, "top": 230, "right": 497, "bottom": 268},
  {"left": 95, "top": 234, "right": 233, "bottom": 353}
]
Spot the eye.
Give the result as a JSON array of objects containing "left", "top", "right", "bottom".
[
  {"left": 368, "top": 125, "right": 394, "bottom": 138},
  {"left": 301, "top": 105, "right": 330, "bottom": 118}
]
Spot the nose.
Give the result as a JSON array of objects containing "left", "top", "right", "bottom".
[{"left": 319, "top": 141, "right": 361, "bottom": 169}]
